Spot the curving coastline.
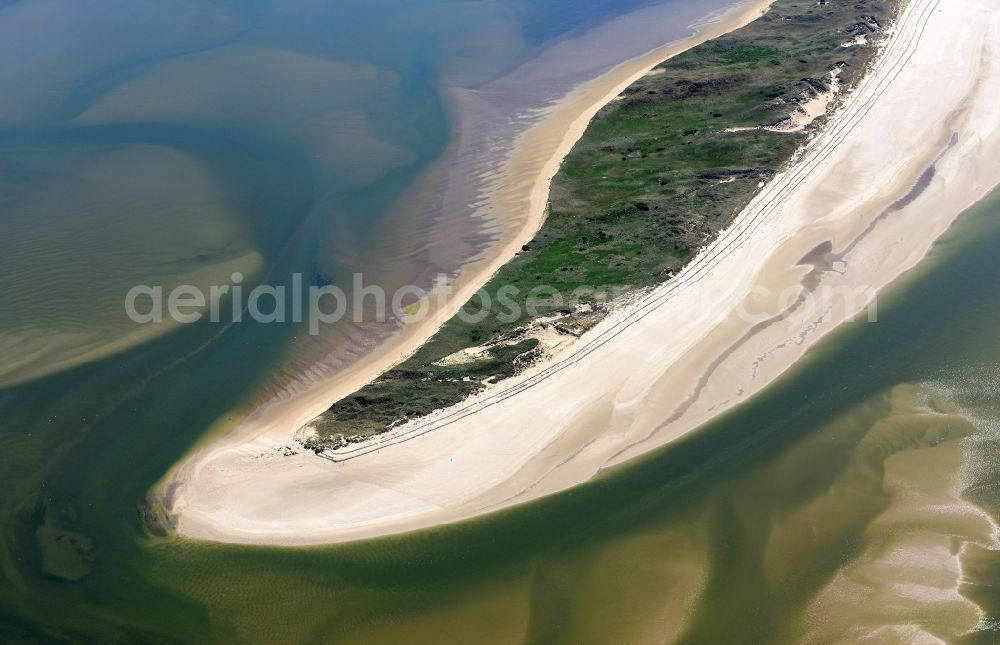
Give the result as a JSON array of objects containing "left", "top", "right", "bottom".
[
  {"left": 161, "top": 0, "right": 776, "bottom": 469},
  {"left": 168, "top": 0, "right": 1000, "bottom": 547}
]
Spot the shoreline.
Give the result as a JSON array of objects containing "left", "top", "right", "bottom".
[
  {"left": 164, "top": 0, "right": 776, "bottom": 536},
  {"left": 169, "top": 0, "right": 1000, "bottom": 547}
]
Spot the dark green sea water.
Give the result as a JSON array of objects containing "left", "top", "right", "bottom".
[
  {"left": 2, "top": 1, "right": 1000, "bottom": 642},
  {"left": 2, "top": 188, "right": 997, "bottom": 642}
]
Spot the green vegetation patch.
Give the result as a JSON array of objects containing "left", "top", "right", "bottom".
[{"left": 306, "top": 0, "right": 898, "bottom": 449}]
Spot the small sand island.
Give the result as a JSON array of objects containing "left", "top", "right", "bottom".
[{"left": 166, "top": 0, "right": 1000, "bottom": 546}]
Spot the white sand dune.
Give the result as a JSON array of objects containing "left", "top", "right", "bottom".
[{"left": 168, "top": 0, "right": 1000, "bottom": 546}]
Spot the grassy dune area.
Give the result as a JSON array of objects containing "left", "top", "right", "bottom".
[{"left": 306, "top": 0, "right": 897, "bottom": 448}]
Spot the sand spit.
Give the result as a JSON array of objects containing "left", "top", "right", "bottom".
[
  {"left": 170, "top": 0, "right": 1000, "bottom": 546},
  {"left": 165, "top": 0, "right": 775, "bottom": 541}
]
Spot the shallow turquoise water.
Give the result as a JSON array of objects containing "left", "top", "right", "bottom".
[
  {"left": 0, "top": 0, "right": 709, "bottom": 390},
  {"left": 3, "top": 1, "right": 1000, "bottom": 642}
]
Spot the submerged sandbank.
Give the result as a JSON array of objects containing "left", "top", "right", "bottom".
[{"left": 169, "top": 0, "right": 1000, "bottom": 546}]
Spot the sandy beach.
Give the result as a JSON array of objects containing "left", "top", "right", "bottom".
[{"left": 168, "top": 0, "right": 1000, "bottom": 546}]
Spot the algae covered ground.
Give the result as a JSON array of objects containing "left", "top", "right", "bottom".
[{"left": 308, "top": 0, "right": 897, "bottom": 447}]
